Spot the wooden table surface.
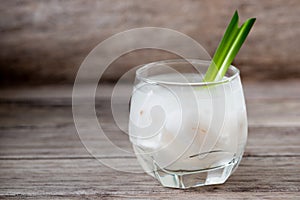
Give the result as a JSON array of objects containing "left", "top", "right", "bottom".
[{"left": 0, "top": 81, "right": 300, "bottom": 199}]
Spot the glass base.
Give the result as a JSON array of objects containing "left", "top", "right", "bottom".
[{"left": 152, "top": 158, "right": 240, "bottom": 189}]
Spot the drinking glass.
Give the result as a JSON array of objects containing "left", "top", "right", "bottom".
[{"left": 129, "top": 59, "right": 247, "bottom": 188}]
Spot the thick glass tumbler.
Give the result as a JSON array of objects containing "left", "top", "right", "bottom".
[{"left": 129, "top": 59, "right": 247, "bottom": 189}]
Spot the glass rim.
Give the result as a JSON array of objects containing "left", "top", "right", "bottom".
[{"left": 136, "top": 59, "right": 240, "bottom": 86}]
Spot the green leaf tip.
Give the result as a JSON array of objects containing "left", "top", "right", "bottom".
[{"left": 203, "top": 11, "right": 256, "bottom": 82}]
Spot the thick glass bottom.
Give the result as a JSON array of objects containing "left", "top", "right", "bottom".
[
  {"left": 151, "top": 158, "right": 240, "bottom": 189},
  {"left": 133, "top": 145, "right": 242, "bottom": 189}
]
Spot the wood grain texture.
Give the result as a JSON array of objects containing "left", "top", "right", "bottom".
[
  {"left": 0, "top": 157, "right": 299, "bottom": 196},
  {"left": 0, "top": 0, "right": 300, "bottom": 84},
  {"left": 0, "top": 193, "right": 299, "bottom": 200},
  {"left": 0, "top": 81, "right": 300, "bottom": 199}
]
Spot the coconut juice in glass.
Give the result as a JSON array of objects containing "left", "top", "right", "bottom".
[{"left": 129, "top": 59, "right": 247, "bottom": 188}]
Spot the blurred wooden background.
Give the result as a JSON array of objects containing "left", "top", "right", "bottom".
[{"left": 0, "top": 0, "right": 299, "bottom": 85}]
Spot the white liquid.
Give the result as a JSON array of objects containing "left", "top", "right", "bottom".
[{"left": 129, "top": 73, "right": 247, "bottom": 173}]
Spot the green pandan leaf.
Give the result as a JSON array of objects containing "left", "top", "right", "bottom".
[{"left": 204, "top": 11, "right": 256, "bottom": 82}]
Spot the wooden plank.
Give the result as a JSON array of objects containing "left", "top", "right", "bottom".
[
  {"left": 0, "top": 157, "right": 299, "bottom": 197},
  {"left": 1, "top": 98, "right": 300, "bottom": 128},
  {"left": 0, "top": 125, "right": 299, "bottom": 158},
  {"left": 1, "top": 192, "right": 299, "bottom": 200},
  {"left": 247, "top": 100, "right": 300, "bottom": 127}
]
